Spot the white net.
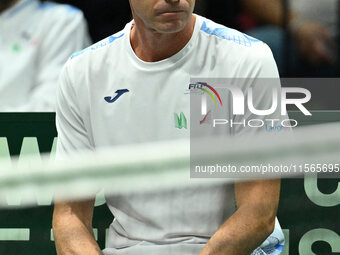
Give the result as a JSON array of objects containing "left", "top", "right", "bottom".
[{"left": 0, "top": 122, "right": 339, "bottom": 208}]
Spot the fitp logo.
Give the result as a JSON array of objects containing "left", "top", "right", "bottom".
[
  {"left": 188, "top": 82, "right": 223, "bottom": 107},
  {"left": 188, "top": 82, "right": 223, "bottom": 125}
]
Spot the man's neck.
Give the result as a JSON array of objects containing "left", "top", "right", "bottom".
[
  {"left": 0, "top": 0, "right": 18, "bottom": 14},
  {"left": 130, "top": 15, "right": 196, "bottom": 62}
]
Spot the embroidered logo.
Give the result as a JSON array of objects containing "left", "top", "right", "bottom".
[{"left": 104, "top": 89, "right": 129, "bottom": 103}]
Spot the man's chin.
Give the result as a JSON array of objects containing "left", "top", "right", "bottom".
[{"left": 153, "top": 21, "right": 188, "bottom": 34}]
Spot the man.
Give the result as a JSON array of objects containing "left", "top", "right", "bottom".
[
  {"left": 53, "top": 0, "right": 284, "bottom": 254},
  {"left": 0, "top": 0, "right": 90, "bottom": 111}
]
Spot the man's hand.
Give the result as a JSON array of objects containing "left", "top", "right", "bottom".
[
  {"left": 53, "top": 199, "right": 102, "bottom": 255},
  {"left": 199, "top": 180, "right": 280, "bottom": 255},
  {"left": 292, "top": 21, "right": 335, "bottom": 65}
]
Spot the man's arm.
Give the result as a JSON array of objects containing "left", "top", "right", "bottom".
[
  {"left": 53, "top": 199, "right": 102, "bottom": 255},
  {"left": 199, "top": 179, "right": 280, "bottom": 255}
]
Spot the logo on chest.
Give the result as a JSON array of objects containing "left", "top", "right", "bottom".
[
  {"left": 104, "top": 89, "right": 129, "bottom": 103},
  {"left": 174, "top": 112, "right": 187, "bottom": 129}
]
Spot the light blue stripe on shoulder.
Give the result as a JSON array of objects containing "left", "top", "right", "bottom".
[
  {"left": 200, "top": 20, "right": 260, "bottom": 47},
  {"left": 38, "top": 1, "right": 58, "bottom": 10},
  {"left": 38, "top": 2, "right": 80, "bottom": 14},
  {"left": 71, "top": 33, "right": 125, "bottom": 60}
]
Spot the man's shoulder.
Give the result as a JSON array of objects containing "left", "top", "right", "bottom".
[
  {"left": 69, "top": 29, "right": 126, "bottom": 62},
  {"left": 197, "top": 16, "right": 264, "bottom": 49},
  {"left": 62, "top": 29, "right": 127, "bottom": 83},
  {"left": 197, "top": 16, "right": 276, "bottom": 75}
]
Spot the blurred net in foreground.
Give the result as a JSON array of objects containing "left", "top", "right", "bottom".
[
  {"left": 0, "top": 117, "right": 339, "bottom": 254},
  {"left": 0, "top": 122, "right": 339, "bottom": 207}
]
